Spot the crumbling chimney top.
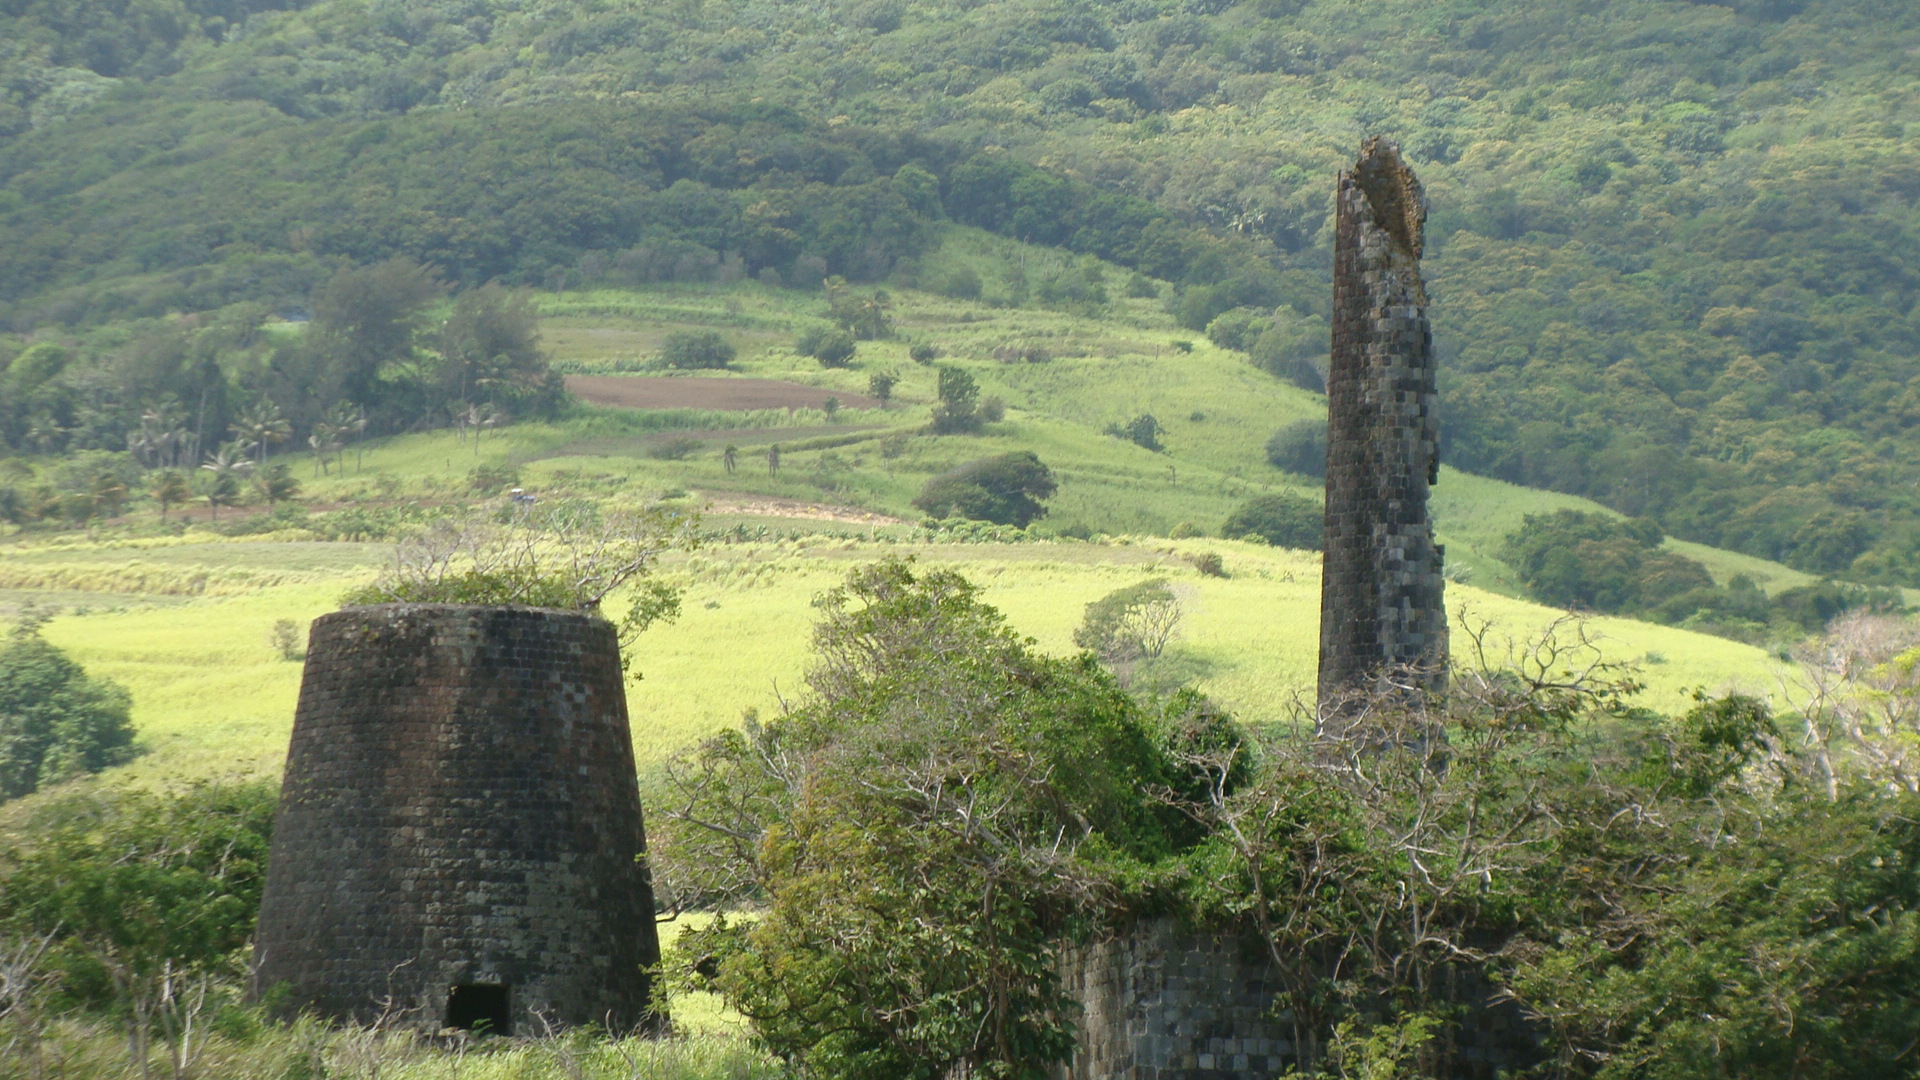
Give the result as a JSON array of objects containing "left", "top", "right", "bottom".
[{"left": 1351, "top": 136, "right": 1426, "bottom": 261}]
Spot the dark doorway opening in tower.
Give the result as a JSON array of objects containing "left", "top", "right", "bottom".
[{"left": 446, "top": 983, "right": 511, "bottom": 1035}]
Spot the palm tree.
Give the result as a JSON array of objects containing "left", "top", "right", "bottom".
[
  {"left": 326, "top": 403, "right": 368, "bottom": 472},
  {"left": 308, "top": 423, "right": 341, "bottom": 476},
  {"left": 199, "top": 442, "right": 253, "bottom": 520},
  {"left": 235, "top": 401, "right": 292, "bottom": 466},
  {"left": 149, "top": 470, "right": 191, "bottom": 520}
]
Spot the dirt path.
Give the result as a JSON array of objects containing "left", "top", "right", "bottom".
[
  {"left": 699, "top": 494, "right": 911, "bottom": 526},
  {"left": 567, "top": 375, "right": 885, "bottom": 411}
]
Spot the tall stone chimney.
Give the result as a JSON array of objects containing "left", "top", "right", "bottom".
[{"left": 1318, "top": 138, "right": 1447, "bottom": 709}]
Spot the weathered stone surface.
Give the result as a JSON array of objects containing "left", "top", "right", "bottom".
[
  {"left": 1319, "top": 137, "right": 1448, "bottom": 707},
  {"left": 1057, "top": 921, "right": 1539, "bottom": 1080},
  {"left": 251, "top": 604, "right": 662, "bottom": 1034}
]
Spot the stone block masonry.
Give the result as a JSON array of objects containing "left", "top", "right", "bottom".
[
  {"left": 251, "top": 604, "right": 663, "bottom": 1035},
  {"left": 1319, "top": 137, "right": 1447, "bottom": 707},
  {"left": 1056, "top": 920, "right": 1541, "bottom": 1080}
]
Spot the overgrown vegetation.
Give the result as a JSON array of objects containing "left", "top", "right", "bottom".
[{"left": 656, "top": 562, "right": 1920, "bottom": 1078}]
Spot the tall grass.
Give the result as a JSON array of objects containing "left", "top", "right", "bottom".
[{"left": 0, "top": 1017, "right": 781, "bottom": 1080}]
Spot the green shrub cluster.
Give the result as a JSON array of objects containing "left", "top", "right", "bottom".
[
  {"left": 1503, "top": 510, "right": 1908, "bottom": 642},
  {"left": 0, "top": 614, "right": 138, "bottom": 802},
  {"left": 1221, "top": 491, "right": 1322, "bottom": 550}
]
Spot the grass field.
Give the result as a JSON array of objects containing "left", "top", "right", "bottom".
[{"left": 24, "top": 532, "right": 1781, "bottom": 800}]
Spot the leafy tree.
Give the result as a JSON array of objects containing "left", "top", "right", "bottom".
[
  {"left": 1265, "top": 418, "right": 1326, "bottom": 477},
  {"left": 0, "top": 615, "right": 137, "bottom": 802},
  {"left": 658, "top": 330, "right": 737, "bottom": 370},
  {"left": 308, "top": 258, "right": 444, "bottom": 416},
  {"left": 825, "top": 277, "right": 893, "bottom": 340},
  {"left": 1221, "top": 492, "right": 1322, "bottom": 549},
  {"left": 866, "top": 370, "right": 897, "bottom": 402},
  {"left": 252, "top": 462, "right": 299, "bottom": 508},
  {"left": 1073, "top": 578, "right": 1182, "bottom": 667},
  {"left": 913, "top": 451, "right": 1056, "bottom": 527},
  {"left": 659, "top": 560, "right": 1197, "bottom": 1080},
  {"left": 438, "top": 284, "right": 563, "bottom": 417},
  {"left": 929, "top": 366, "right": 980, "bottom": 434}
]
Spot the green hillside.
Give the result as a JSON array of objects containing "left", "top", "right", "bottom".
[{"left": 4, "top": 0, "right": 1920, "bottom": 584}]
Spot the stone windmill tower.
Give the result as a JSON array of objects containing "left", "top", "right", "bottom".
[
  {"left": 251, "top": 604, "right": 663, "bottom": 1035},
  {"left": 1318, "top": 138, "right": 1448, "bottom": 709}
]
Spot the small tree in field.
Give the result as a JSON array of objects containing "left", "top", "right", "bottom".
[
  {"left": 929, "top": 366, "right": 980, "bottom": 434},
  {"left": 1074, "top": 578, "right": 1182, "bottom": 668},
  {"left": 913, "top": 451, "right": 1056, "bottom": 527},
  {"left": 658, "top": 331, "right": 736, "bottom": 369}
]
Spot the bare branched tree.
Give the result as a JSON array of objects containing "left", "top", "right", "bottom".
[
  {"left": 0, "top": 932, "right": 57, "bottom": 1080},
  {"left": 1156, "top": 612, "right": 1651, "bottom": 1064},
  {"left": 1778, "top": 612, "right": 1920, "bottom": 798}
]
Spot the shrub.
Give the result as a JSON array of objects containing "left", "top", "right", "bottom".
[
  {"left": 1249, "top": 322, "right": 1326, "bottom": 390},
  {"left": 1187, "top": 551, "right": 1227, "bottom": 577},
  {"left": 648, "top": 437, "right": 705, "bottom": 460},
  {"left": 1074, "top": 578, "right": 1182, "bottom": 666},
  {"left": 912, "top": 451, "right": 1056, "bottom": 527},
  {"left": 1221, "top": 492, "right": 1323, "bottom": 549},
  {"left": 867, "top": 370, "right": 898, "bottom": 401},
  {"left": 908, "top": 343, "right": 940, "bottom": 364},
  {"left": 1265, "top": 419, "right": 1327, "bottom": 476},
  {"left": 466, "top": 463, "right": 521, "bottom": 494},
  {"left": 938, "top": 267, "right": 984, "bottom": 299},
  {"left": 1106, "top": 413, "right": 1164, "bottom": 452},
  {"left": 978, "top": 395, "right": 1007, "bottom": 423},
  {"left": 657, "top": 560, "right": 1198, "bottom": 1080},
  {"left": 659, "top": 330, "right": 736, "bottom": 369},
  {"left": 1205, "top": 308, "right": 1269, "bottom": 352},
  {"left": 797, "top": 326, "right": 857, "bottom": 367},
  {"left": 0, "top": 615, "right": 138, "bottom": 802},
  {"left": 270, "top": 618, "right": 305, "bottom": 661},
  {"left": 342, "top": 503, "right": 694, "bottom": 662}
]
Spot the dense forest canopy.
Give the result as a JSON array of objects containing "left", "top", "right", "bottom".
[{"left": 3, "top": 0, "right": 1919, "bottom": 581}]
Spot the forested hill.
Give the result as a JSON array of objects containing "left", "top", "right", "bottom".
[{"left": 5, "top": 0, "right": 1920, "bottom": 583}]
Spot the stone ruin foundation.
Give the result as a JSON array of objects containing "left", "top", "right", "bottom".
[
  {"left": 251, "top": 603, "right": 662, "bottom": 1035},
  {"left": 1056, "top": 920, "right": 1539, "bottom": 1080},
  {"left": 1318, "top": 136, "right": 1448, "bottom": 708}
]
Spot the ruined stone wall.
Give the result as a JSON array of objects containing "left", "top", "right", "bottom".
[
  {"left": 251, "top": 604, "right": 662, "bottom": 1034},
  {"left": 1056, "top": 920, "right": 1538, "bottom": 1080},
  {"left": 1319, "top": 138, "right": 1447, "bottom": 706}
]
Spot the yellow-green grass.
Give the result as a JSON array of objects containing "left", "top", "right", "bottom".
[{"left": 27, "top": 536, "right": 1783, "bottom": 803}]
